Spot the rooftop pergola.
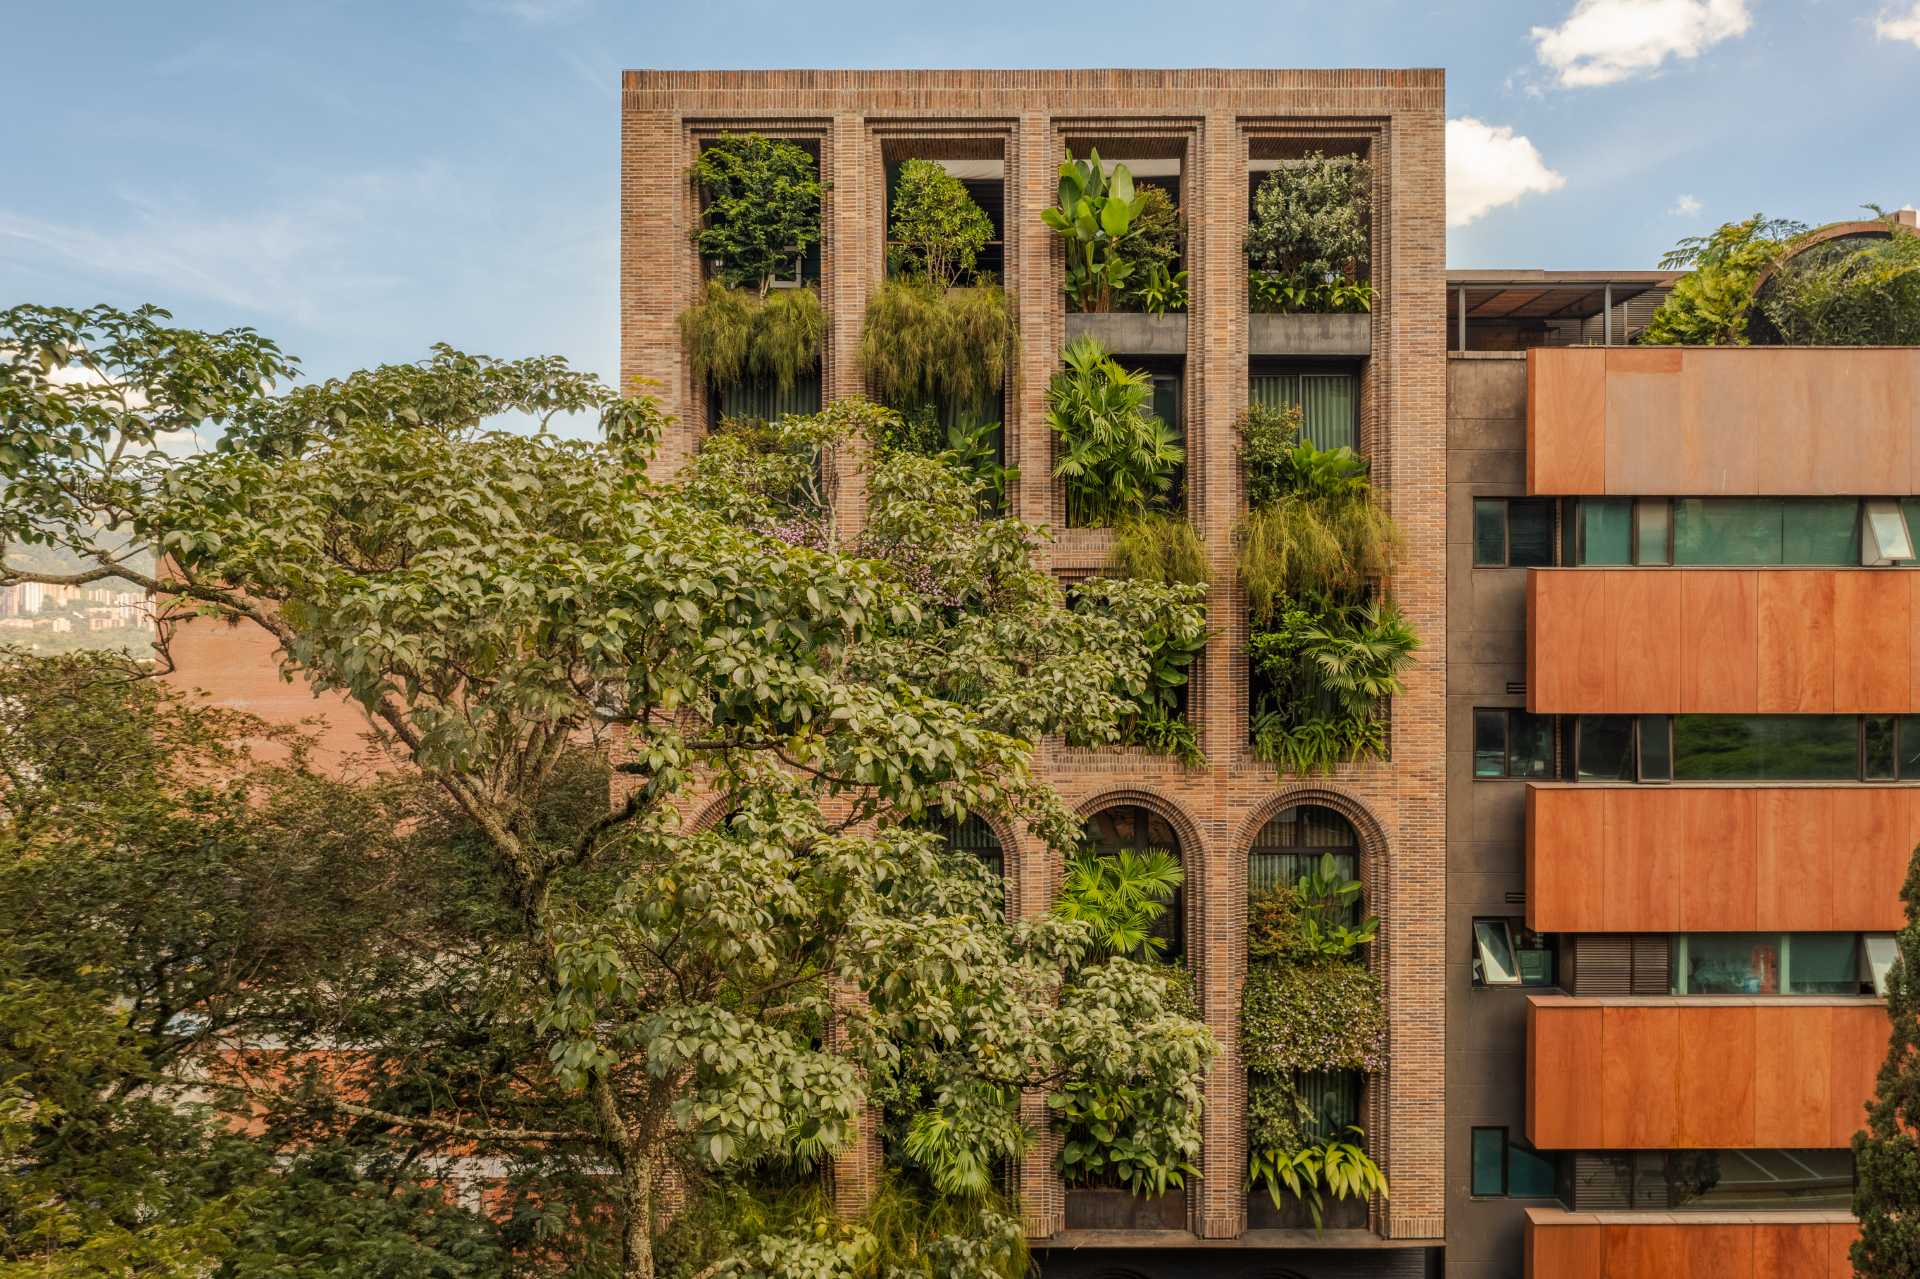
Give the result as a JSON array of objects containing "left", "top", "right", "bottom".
[{"left": 1445, "top": 270, "right": 1684, "bottom": 349}]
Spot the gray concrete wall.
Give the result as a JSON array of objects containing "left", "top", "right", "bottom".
[{"left": 1443, "top": 353, "right": 1536, "bottom": 1279}]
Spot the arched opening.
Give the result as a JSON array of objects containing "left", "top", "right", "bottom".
[
  {"left": 1249, "top": 801, "right": 1361, "bottom": 903},
  {"left": 932, "top": 811, "right": 1004, "bottom": 881},
  {"left": 1082, "top": 803, "right": 1184, "bottom": 963}
]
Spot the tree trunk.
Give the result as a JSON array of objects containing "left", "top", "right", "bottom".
[{"left": 620, "top": 1146, "right": 655, "bottom": 1279}]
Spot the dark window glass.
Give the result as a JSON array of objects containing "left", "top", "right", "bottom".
[
  {"left": 1509, "top": 1144, "right": 1557, "bottom": 1198},
  {"left": 1681, "top": 933, "right": 1782, "bottom": 994},
  {"left": 1473, "top": 709, "right": 1507, "bottom": 778},
  {"left": 1672, "top": 715, "right": 1860, "bottom": 781},
  {"left": 1903, "top": 716, "right": 1920, "bottom": 779},
  {"left": 934, "top": 812, "right": 1005, "bottom": 883},
  {"left": 1637, "top": 715, "right": 1671, "bottom": 781},
  {"left": 1296, "top": 1070, "right": 1361, "bottom": 1140},
  {"left": 1471, "top": 1128, "right": 1505, "bottom": 1197},
  {"left": 1634, "top": 499, "right": 1671, "bottom": 566},
  {"left": 1473, "top": 498, "right": 1506, "bottom": 566},
  {"left": 1783, "top": 499, "right": 1862, "bottom": 565},
  {"left": 1577, "top": 716, "right": 1635, "bottom": 781},
  {"left": 1574, "top": 498, "right": 1632, "bottom": 566},
  {"left": 1664, "top": 1149, "right": 1853, "bottom": 1211},
  {"left": 1249, "top": 805, "right": 1359, "bottom": 909},
  {"left": 1508, "top": 499, "right": 1555, "bottom": 567},
  {"left": 1901, "top": 498, "right": 1920, "bottom": 564},
  {"left": 1790, "top": 933, "right": 1859, "bottom": 994},
  {"left": 1865, "top": 716, "right": 1898, "bottom": 781}
]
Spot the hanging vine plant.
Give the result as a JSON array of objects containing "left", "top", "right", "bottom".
[{"left": 680, "top": 281, "right": 825, "bottom": 392}]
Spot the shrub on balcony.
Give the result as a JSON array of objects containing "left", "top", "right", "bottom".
[
  {"left": 1067, "top": 576, "right": 1209, "bottom": 768},
  {"left": 888, "top": 158, "right": 994, "bottom": 288},
  {"left": 1045, "top": 148, "right": 1150, "bottom": 313},
  {"left": 1113, "top": 185, "right": 1187, "bottom": 315},
  {"left": 1049, "top": 336, "right": 1182, "bottom": 528},
  {"left": 1111, "top": 512, "right": 1210, "bottom": 587},
  {"left": 1246, "top": 151, "right": 1371, "bottom": 314},
  {"left": 679, "top": 280, "right": 825, "bottom": 392}
]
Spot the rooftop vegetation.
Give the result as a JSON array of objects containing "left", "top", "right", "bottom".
[{"left": 1248, "top": 151, "right": 1374, "bottom": 317}]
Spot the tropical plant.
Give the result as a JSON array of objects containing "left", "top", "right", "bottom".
[
  {"left": 1853, "top": 841, "right": 1920, "bottom": 1278},
  {"left": 1642, "top": 213, "right": 1806, "bottom": 346},
  {"left": 1239, "top": 399, "right": 1301, "bottom": 508},
  {"left": 1115, "top": 185, "right": 1184, "bottom": 312},
  {"left": 889, "top": 158, "right": 995, "bottom": 289},
  {"left": 1247, "top": 1126, "right": 1389, "bottom": 1232},
  {"left": 1134, "top": 264, "right": 1190, "bottom": 316},
  {"left": 1238, "top": 420, "right": 1401, "bottom": 620},
  {"left": 1068, "top": 575, "right": 1210, "bottom": 767},
  {"left": 1054, "top": 848, "right": 1183, "bottom": 962},
  {"left": 1759, "top": 214, "right": 1920, "bottom": 346},
  {"left": 1249, "top": 271, "right": 1375, "bottom": 315},
  {"left": 0, "top": 304, "right": 1221, "bottom": 1279},
  {"left": 1247, "top": 151, "right": 1372, "bottom": 284},
  {"left": 1048, "top": 336, "right": 1182, "bottom": 526},
  {"left": 691, "top": 132, "right": 824, "bottom": 296},
  {"left": 679, "top": 278, "right": 826, "bottom": 390},
  {"left": 1111, "top": 511, "right": 1210, "bottom": 586},
  {"left": 859, "top": 276, "right": 1015, "bottom": 411},
  {"left": 1248, "top": 596, "right": 1417, "bottom": 771},
  {"left": 1043, "top": 147, "right": 1147, "bottom": 313}
]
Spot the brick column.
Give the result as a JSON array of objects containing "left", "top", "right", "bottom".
[
  {"left": 824, "top": 114, "right": 878, "bottom": 547},
  {"left": 1011, "top": 114, "right": 1064, "bottom": 538},
  {"left": 621, "top": 106, "right": 698, "bottom": 476}
]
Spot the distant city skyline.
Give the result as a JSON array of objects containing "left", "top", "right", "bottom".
[{"left": 3, "top": 1, "right": 1918, "bottom": 403}]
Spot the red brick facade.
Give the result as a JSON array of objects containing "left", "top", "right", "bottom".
[{"left": 620, "top": 68, "right": 1449, "bottom": 1249}]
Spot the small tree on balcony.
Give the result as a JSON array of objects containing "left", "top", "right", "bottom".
[
  {"left": 691, "top": 133, "right": 822, "bottom": 298},
  {"left": 1853, "top": 841, "right": 1920, "bottom": 1279}
]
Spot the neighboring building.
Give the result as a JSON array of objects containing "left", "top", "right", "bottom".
[
  {"left": 622, "top": 68, "right": 1448, "bottom": 1278},
  {"left": 1445, "top": 229, "right": 1917, "bottom": 1279}
]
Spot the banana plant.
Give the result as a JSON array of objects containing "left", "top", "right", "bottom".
[{"left": 1042, "top": 147, "right": 1147, "bottom": 312}]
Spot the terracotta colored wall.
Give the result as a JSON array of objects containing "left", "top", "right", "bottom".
[
  {"left": 1525, "top": 1211, "right": 1858, "bottom": 1279},
  {"left": 1526, "top": 785, "right": 1913, "bottom": 933},
  {"left": 1528, "top": 569, "right": 1920, "bottom": 715},
  {"left": 1526, "top": 998, "right": 1887, "bottom": 1149},
  {"left": 1527, "top": 346, "right": 1920, "bottom": 495}
]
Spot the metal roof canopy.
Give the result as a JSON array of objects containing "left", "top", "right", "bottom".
[{"left": 1445, "top": 270, "right": 1683, "bottom": 322}]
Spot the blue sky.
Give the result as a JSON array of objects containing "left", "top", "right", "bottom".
[{"left": 3, "top": 0, "right": 1918, "bottom": 392}]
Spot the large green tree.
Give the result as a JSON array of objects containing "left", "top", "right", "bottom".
[
  {"left": 1853, "top": 842, "right": 1920, "bottom": 1278},
  {"left": 0, "top": 305, "right": 1213, "bottom": 1279}
]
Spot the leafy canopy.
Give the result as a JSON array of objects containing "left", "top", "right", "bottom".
[
  {"left": 692, "top": 134, "right": 823, "bottom": 296},
  {"left": 888, "top": 158, "right": 994, "bottom": 290}
]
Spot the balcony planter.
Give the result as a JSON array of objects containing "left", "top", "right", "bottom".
[
  {"left": 1063, "top": 1186, "right": 1189, "bottom": 1230},
  {"left": 1065, "top": 312, "right": 1187, "bottom": 357},
  {"left": 1249, "top": 313, "right": 1370, "bottom": 357},
  {"left": 1245, "top": 1189, "right": 1370, "bottom": 1231}
]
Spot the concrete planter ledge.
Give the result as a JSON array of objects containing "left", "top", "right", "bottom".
[
  {"left": 1065, "top": 311, "right": 1188, "bottom": 357},
  {"left": 1249, "top": 312, "right": 1371, "bottom": 357}
]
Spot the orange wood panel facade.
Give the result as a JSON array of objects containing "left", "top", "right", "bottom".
[
  {"left": 1525, "top": 1211, "right": 1860, "bottom": 1279},
  {"left": 1529, "top": 569, "right": 1920, "bottom": 715},
  {"left": 1527, "top": 785, "right": 1911, "bottom": 933},
  {"left": 1527, "top": 999, "right": 1889, "bottom": 1150},
  {"left": 1525, "top": 346, "right": 1920, "bottom": 495}
]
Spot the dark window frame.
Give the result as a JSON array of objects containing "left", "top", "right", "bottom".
[
  {"left": 1471, "top": 1126, "right": 1558, "bottom": 1200},
  {"left": 1571, "top": 714, "right": 1920, "bottom": 784},
  {"left": 1474, "top": 708, "right": 1557, "bottom": 779}
]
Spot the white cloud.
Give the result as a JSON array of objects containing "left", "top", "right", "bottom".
[
  {"left": 1532, "top": 0, "right": 1752, "bottom": 87},
  {"left": 1446, "top": 118, "right": 1567, "bottom": 228},
  {"left": 1671, "top": 193, "right": 1703, "bottom": 215},
  {"left": 1878, "top": 2, "right": 1920, "bottom": 47}
]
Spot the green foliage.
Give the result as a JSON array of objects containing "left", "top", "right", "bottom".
[
  {"left": 1042, "top": 148, "right": 1146, "bottom": 313},
  {"left": 1111, "top": 511, "right": 1210, "bottom": 586},
  {"left": 1643, "top": 213, "right": 1807, "bottom": 346},
  {"left": 1, "top": 304, "right": 1223, "bottom": 1279},
  {"left": 1247, "top": 152, "right": 1372, "bottom": 283},
  {"left": 1249, "top": 271, "right": 1374, "bottom": 315},
  {"left": 1133, "top": 265, "right": 1190, "bottom": 316},
  {"left": 1760, "top": 216, "right": 1920, "bottom": 346},
  {"left": 888, "top": 159, "right": 994, "bottom": 289},
  {"left": 1249, "top": 597, "right": 1417, "bottom": 772},
  {"left": 1249, "top": 859, "right": 1379, "bottom": 965},
  {"left": 679, "top": 280, "right": 825, "bottom": 391},
  {"left": 1067, "top": 575, "right": 1209, "bottom": 767},
  {"left": 1238, "top": 399, "right": 1302, "bottom": 510},
  {"left": 1054, "top": 848, "right": 1184, "bottom": 962},
  {"left": 1247, "top": 1126, "right": 1389, "bottom": 1232},
  {"left": 1114, "top": 186, "right": 1185, "bottom": 313},
  {"left": 859, "top": 277, "right": 1015, "bottom": 410},
  {"left": 1048, "top": 336, "right": 1182, "bottom": 527},
  {"left": 691, "top": 133, "right": 823, "bottom": 296},
  {"left": 1853, "top": 841, "right": 1920, "bottom": 1277},
  {"left": 1241, "top": 962, "right": 1387, "bottom": 1076}
]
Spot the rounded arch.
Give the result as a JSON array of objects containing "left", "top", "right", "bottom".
[
  {"left": 686, "top": 794, "right": 734, "bottom": 835},
  {"left": 1072, "top": 788, "right": 1210, "bottom": 967},
  {"left": 1748, "top": 217, "right": 1917, "bottom": 344},
  {"left": 1235, "top": 786, "right": 1391, "bottom": 963},
  {"left": 925, "top": 808, "right": 1022, "bottom": 917}
]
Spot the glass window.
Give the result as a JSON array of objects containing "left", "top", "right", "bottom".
[
  {"left": 1509, "top": 1144, "right": 1557, "bottom": 1198},
  {"left": 1864, "top": 935, "right": 1899, "bottom": 997},
  {"left": 1508, "top": 499, "right": 1555, "bottom": 568},
  {"left": 1637, "top": 715, "right": 1671, "bottom": 782},
  {"left": 1664, "top": 1149, "right": 1854, "bottom": 1211},
  {"left": 1473, "top": 499, "right": 1506, "bottom": 567},
  {"left": 1474, "top": 919, "right": 1520, "bottom": 986},
  {"left": 1673, "top": 498, "right": 1863, "bottom": 566},
  {"left": 1471, "top": 1128, "right": 1506, "bottom": 1197},
  {"left": 1863, "top": 498, "right": 1915, "bottom": 564},
  {"left": 1576, "top": 716, "right": 1635, "bottom": 781},
  {"left": 1634, "top": 498, "right": 1671, "bottom": 565},
  {"left": 1671, "top": 715, "right": 1860, "bottom": 781},
  {"left": 1573, "top": 498, "right": 1632, "bottom": 566},
  {"left": 1783, "top": 499, "right": 1862, "bottom": 564},
  {"left": 1514, "top": 926, "right": 1556, "bottom": 986},
  {"left": 1789, "top": 934, "right": 1859, "bottom": 994},
  {"left": 1680, "top": 933, "right": 1782, "bottom": 994},
  {"left": 1474, "top": 709, "right": 1553, "bottom": 779},
  {"left": 1902, "top": 717, "right": 1920, "bottom": 779},
  {"left": 1901, "top": 499, "right": 1920, "bottom": 564},
  {"left": 1866, "top": 716, "right": 1898, "bottom": 781}
]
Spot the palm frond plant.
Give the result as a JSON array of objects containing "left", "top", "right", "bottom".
[
  {"left": 1054, "top": 848, "right": 1183, "bottom": 962},
  {"left": 1048, "top": 336, "right": 1182, "bottom": 527}
]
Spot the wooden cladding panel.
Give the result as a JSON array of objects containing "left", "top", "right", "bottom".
[
  {"left": 1531, "top": 569, "right": 1913, "bottom": 715},
  {"left": 1529, "top": 1000, "right": 1887, "bottom": 1150},
  {"left": 1526, "top": 346, "right": 1920, "bottom": 495},
  {"left": 1528, "top": 785, "right": 1909, "bottom": 933},
  {"left": 1525, "top": 1216, "right": 1861, "bottom": 1279}
]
